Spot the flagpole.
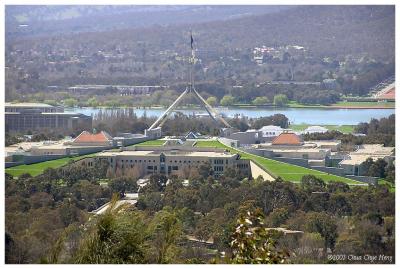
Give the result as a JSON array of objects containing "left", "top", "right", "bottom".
[{"left": 190, "top": 30, "right": 194, "bottom": 91}]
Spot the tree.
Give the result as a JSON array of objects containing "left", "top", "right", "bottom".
[
  {"left": 73, "top": 196, "right": 149, "bottom": 263},
  {"left": 268, "top": 207, "right": 289, "bottom": 227},
  {"left": 220, "top": 95, "right": 235, "bottom": 106},
  {"left": 64, "top": 98, "right": 78, "bottom": 107},
  {"left": 109, "top": 177, "right": 138, "bottom": 197},
  {"left": 198, "top": 163, "right": 213, "bottom": 179},
  {"left": 273, "top": 94, "right": 288, "bottom": 107},
  {"left": 206, "top": 96, "right": 217, "bottom": 106},
  {"left": 305, "top": 212, "right": 338, "bottom": 254},
  {"left": 252, "top": 96, "right": 270, "bottom": 105},
  {"left": 228, "top": 210, "right": 288, "bottom": 264},
  {"left": 327, "top": 181, "right": 350, "bottom": 193},
  {"left": 86, "top": 97, "right": 99, "bottom": 107},
  {"left": 148, "top": 208, "right": 183, "bottom": 263},
  {"left": 252, "top": 114, "right": 289, "bottom": 129},
  {"left": 327, "top": 194, "right": 352, "bottom": 216},
  {"left": 367, "top": 159, "right": 387, "bottom": 178},
  {"left": 300, "top": 175, "right": 326, "bottom": 192}
]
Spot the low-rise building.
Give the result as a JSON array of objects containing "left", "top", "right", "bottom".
[
  {"left": 71, "top": 131, "right": 113, "bottom": 147},
  {"left": 228, "top": 129, "right": 263, "bottom": 145},
  {"left": 5, "top": 102, "right": 92, "bottom": 132},
  {"left": 259, "top": 125, "right": 285, "bottom": 138},
  {"left": 82, "top": 145, "right": 251, "bottom": 177},
  {"left": 339, "top": 144, "right": 395, "bottom": 176},
  {"left": 303, "top": 126, "right": 329, "bottom": 134},
  {"left": 249, "top": 132, "right": 338, "bottom": 166}
]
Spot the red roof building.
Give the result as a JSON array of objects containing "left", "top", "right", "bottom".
[
  {"left": 72, "top": 131, "right": 113, "bottom": 146},
  {"left": 272, "top": 132, "right": 303, "bottom": 146}
]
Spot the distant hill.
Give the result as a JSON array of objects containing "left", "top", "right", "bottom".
[
  {"left": 187, "top": 5, "right": 395, "bottom": 61},
  {"left": 13, "top": 5, "right": 393, "bottom": 62},
  {"left": 5, "top": 5, "right": 292, "bottom": 39}
]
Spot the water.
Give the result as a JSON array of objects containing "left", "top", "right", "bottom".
[{"left": 65, "top": 106, "right": 395, "bottom": 125}]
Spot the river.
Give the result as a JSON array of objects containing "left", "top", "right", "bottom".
[{"left": 65, "top": 106, "right": 395, "bottom": 125}]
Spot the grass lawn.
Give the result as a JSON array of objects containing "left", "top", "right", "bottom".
[
  {"left": 378, "top": 179, "right": 395, "bottom": 193},
  {"left": 289, "top": 124, "right": 355, "bottom": 134},
  {"left": 331, "top": 101, "right": 395, "bottom": 108},
  {"left": 287, "top": 101, "right": 324, "bottom": 108},
  {"left": 287, "top": 100, "right": 395, "bottom": 109},
  {"left": 134, "top": 140, "right": 166, "bottom": 146},
  {"left": 195, "top": 140, "right": 363, "bottom": 185},
  {"left": 194, "top": 140, "right": 226, "bottom": 148},
  {"left": 5, "top": 154, "right": 96, "bottom": 178}
]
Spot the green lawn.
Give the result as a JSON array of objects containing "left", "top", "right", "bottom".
[
  {"left": 331, "top": 101, "right": 395, "bottom": 108},
  {"left": 289, "top": 124, "right": 355, "bottom": 134},
  {"left": 194, "top": 140, "right": 226, "bottom": 148},
  {"left": 196, "top": 140, "right": 363, "bottom": 185},
  {"left": 287, "top": 100, "right": 395, "bottom": 109},
  {"left": 5, "top": 154, "right": 95, "bottom": 178},
  {"left": 135, "top": 140, "right": 166, "bottom": 146},
  {"left": 288, "top": 101, "right": 324, "bottom": 108},
  {"left": 378, "top": 179, "right": 395, "bottom": 193}
]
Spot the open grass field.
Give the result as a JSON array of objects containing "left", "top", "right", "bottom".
[
  {"left": 195, "top": 140, "right": 363, "bottom": 184},
  {"left": 124, "top": 139, "right": 166, "bottom": 149},
  {"left": 5, "top": 154, "right": 96, "bottom": 178},
  {"left": 194, "top": 140, "right": 226, "bottom": 148},
  {"left": 287, "top": 100, "right": 395, "bottom": 109},
  {"left": 331, "top": 101, "right": 395, "bottom": 108},
  {"left": 134, "top": 140, "right": 166, "bottom": 146},
  {"left": 289, "top": 124, "right": 355, "bottom": 133}
]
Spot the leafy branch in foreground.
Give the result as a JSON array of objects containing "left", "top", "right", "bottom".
[{"left": 229, "top": 209, "right": 289, "bottom": 264}]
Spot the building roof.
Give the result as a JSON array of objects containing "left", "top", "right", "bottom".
[
  {"left": 73, "top": 131, "right": 113, "bottom": 144},
  {"left": 5, "top": 102, "right": 54, "bottom": 108},
  {"left": 272, "top": 132, "right": 303, "bottom": 145},
  {"left": 97, "top": 149, "right": 236, "bottom": 158},
  {"left": 353, "top": 144, "right": 394, "bottom": 156},
  {"left": 304, "top": 126, "right": 328, "bottom": 132},
  {"left": 340, "top": 144, "right": 394, "bottom": 166},
  {"left": 259, "top": 125, "right": 284, "bottom": 131}
]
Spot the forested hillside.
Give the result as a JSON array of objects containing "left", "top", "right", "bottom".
[{"left": 5, "top": 5, "right": 395, "bottom": 105}]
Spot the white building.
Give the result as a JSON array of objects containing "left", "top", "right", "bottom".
[
  {"left": 259, "top": 125, "right": 284, "bottom": 137},
  {"left": 303, "top": 126, "right": 329, "bottom": 134}
]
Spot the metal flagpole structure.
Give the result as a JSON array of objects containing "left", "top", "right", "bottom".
[{"left": 147, "top": 31, "right": 231, "bottom": 131}]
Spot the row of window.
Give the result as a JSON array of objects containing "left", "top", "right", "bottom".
[
  {"left": 214, "top": 166, "right": 224, "bottom": 172},
  {"left": 213, "top": 159, "right": 227, "bottom": 165},
  {"left": 115, "top": 158, "right": 215, "bottom": 164},
  {"left": 237, "top": 163, "right": 249, "bottom": 169}
]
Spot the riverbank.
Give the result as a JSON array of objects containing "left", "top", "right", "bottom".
[
  {"left": 63, "top": 100, "right": 395, "bottom": 110},
  {"left": 66, "top": 106, "right": 394, "bottom": 126}
]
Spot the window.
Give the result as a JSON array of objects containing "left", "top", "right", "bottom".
[
  {"left": 214, "top": 159, "right": 224, "bottom": 165},
  {"left": 213, "top": 166, "right": 224, "bottom": 172},
  {"left": 147, "top": 166, "right": 153, "bottom": 170}
]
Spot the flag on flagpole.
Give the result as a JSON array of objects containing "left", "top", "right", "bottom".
[{"left": 190, "top": 32, "right": 194, "bottom": 50}]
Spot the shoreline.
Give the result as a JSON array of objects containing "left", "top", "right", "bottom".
[{"left": 64, "top": 104, "right": 395, "bottom": 110}]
